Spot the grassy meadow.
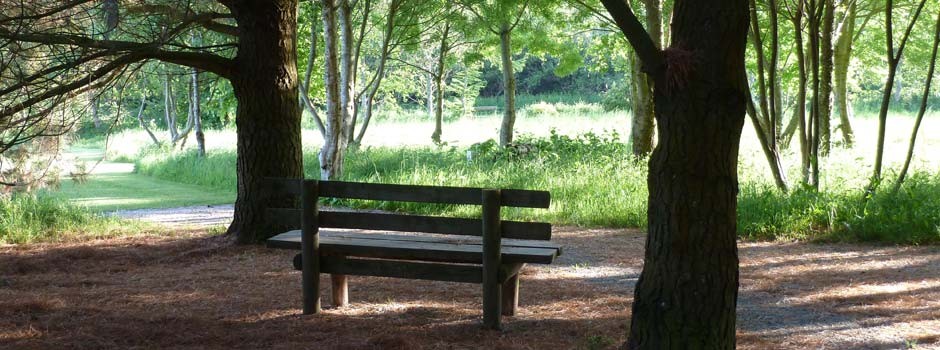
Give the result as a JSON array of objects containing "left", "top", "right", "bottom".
[{"left": 63, "top": 98, "right": 939, "bottom": 245}]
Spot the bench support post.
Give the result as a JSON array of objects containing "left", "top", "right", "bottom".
[
  {"left": 331, "top": 274, "right": 348, "bottom": 307},
  {"left": 481, "top": 189, "right": 502, "bottom": 330},
  {"left": 301, "top": 180, "right": 321, "bottom": 314},
  {"left": 501, "top": 273, "right": 519, "bottom": 316}
]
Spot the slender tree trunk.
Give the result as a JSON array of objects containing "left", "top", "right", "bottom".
[
  {"left": 301, "top": 9, "right": 327, "bottom": 138},
  {"left": 89, "top": 91, "right": 102, "bottom": 129},
  {"left": 164, "top": 73, "right": 180, "bottom": 142},
  {"left": 893, "top": 10, "right": 940, "bottom": 193},
  {"left": 747, "top": 0, "right": 789, "bottom": 192},
  {"left": 833, "top": 0, "right": 856, "bottom": 146},
  {"left": 338, "top": 0, "right": 356, "bottom": 146},
  {"left": 871, "top": 0, "right": 927, "bottom": 191},
  {"left": 354, "top": 0, "right": 400, "bottom": 145},
  {"left": 600, "top": 0, "right": 749, "bottom": 347},
  {"left": 192, "top": 67, "right": 205, "bottom": 157},
  {"left": 135, "top": 95, "right": 161, "bottom": 146},
  {"left": 498, "top": 26, "right": 516, "bottom": 146},
  {"left": 630, "top": 52, "right": 655, "bottom": 157},
  {"left": 629, "top": 0, "right": 662, "bottom": 157},
  {"left": 226, "top": 0, "right": 304, "bottom": 244},
  {"left": 793, "top": 9, "right": 811, "bottom": 185},
  {"left": 431, "top": 21, "right": 451, "bottom": 144},
  {"left": 319, "top": 0, "right": 347, "bottom": 180},
  {"left": 819, "top": 0, "right": 835, "bottom": 155}
]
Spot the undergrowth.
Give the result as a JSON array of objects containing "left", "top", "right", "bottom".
[
  {"left": 133, "top": 130, "right": 940, "bottom": 244},
  {"left": 0, "top": 193, "right": 144, "bottom": 244}
]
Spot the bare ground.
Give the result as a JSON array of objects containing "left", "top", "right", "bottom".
[{"left": 1, "top": 227, "right": 938, "bottom": 349}]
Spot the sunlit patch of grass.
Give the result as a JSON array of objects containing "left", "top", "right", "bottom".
[{"left": 0, "top": 193, "right": 149, "bottom": 244}]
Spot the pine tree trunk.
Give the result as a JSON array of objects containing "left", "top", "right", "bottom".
[
  {"left": 624, "top": 1, "right": 748, "bottom": 347},
  {"left": 227, "top": 0, "right": 304, "bottom": 244},
  {"left": 498, "top": 27, "right": 516, "bottom": 146}
]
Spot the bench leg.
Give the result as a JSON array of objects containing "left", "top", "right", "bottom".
[
  {"left": 501, "top": 274, "right": 519, "bottom": 316},
  {"left": 331, "top": 274, "right": 348, "bottom": 307}
]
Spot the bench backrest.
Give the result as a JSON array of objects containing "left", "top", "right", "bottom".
[{"left": 264, "top": 179, "right": 552, "bottom": 240}]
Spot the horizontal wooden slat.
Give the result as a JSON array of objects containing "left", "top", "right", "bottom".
[
  {"left": 318, "top": 180, "right": 550, "bottom": 208},
  {"left": 267, "top": 209, "right": 552, "bottom": 241},
  {"left": 291, "top": 254, "right": 525, "bottom": 284},
  {"left": 321, "top": 256, "right": 483, "bottom": 283},
  {"left": 321, "top": 231, "right": 562, "bottom": 254},
  {"left": 321, "top": 211, "right": 478, "bottom": 235},
  {"left": 260, "top": 178, "right": 302, "bottom": 197},
  {"left": 267, "top": 230, "right": 557, "bottom": 264}
]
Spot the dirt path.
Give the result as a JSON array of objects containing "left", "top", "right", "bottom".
[
  {"left": 83, "top": 207, "right": 940, "bottom": 349},
  {"left": 109, "top": 204, "right": 234, "bottom": 228}
]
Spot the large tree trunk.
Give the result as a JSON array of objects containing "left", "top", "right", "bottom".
[
  {"left": 227, "top": 0, "right": 304, "bottom": 244},
  {"left": 498, "top": 27, "right": 516, "bottom": 146},
  {"left": 628, "top": 0, "right": 662, "bottom": 157},
  {"left": 319, "top": 0, "right": 348, "bottom": 181},
  {"left": 833, "top": 0, "right": 856, "bottom": 146},
  {"left": 601, "top": 0, "right": 749, "bottom": 347}
]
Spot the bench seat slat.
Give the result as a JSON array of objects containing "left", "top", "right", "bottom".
[{"left": 267, "top": 230, "right": 558, "bottom": 264}]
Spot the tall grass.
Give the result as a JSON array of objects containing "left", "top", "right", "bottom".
[
  {"left": 133, "top": 130, "right": 940, "bottom": 244},
  {"left": 0, "top": 193, "right": 141, "bottom": 244}
]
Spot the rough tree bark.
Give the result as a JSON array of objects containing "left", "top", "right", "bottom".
[
  {"left": 226, "top": 0, "right": 304, "bottom": 244},
  {"left": 601, "top": 0, "right": 749, "bottom": 348}
]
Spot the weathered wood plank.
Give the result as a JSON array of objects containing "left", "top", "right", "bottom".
[
  {"left": 501, "top": 274, "right": 520, "bottom": 316},
  {"left": 268, "top": 209, "right": 552, "bottom": 241},
  {"left": 268, "top": 230, "right": 559, "bottom": 264},
  {"left": 260, "top": 177, "right": 302, "bottom": 197},
  {"left": 322, "top": 231, "right": 561, "bottom": 253},
  {"left": 318, "top": 181, "right": 550, "bottom": 208},
  {"left": 330, "top": 274, "right": 348, "bottom": 308},
  {"left": 301, "top": 180, "right": 320, "bottom": 314},
  {"left": 292, "top": 254, "right": 523, "bottom": 282},
  {"left": 320, "top": 256, "right": 483, "bottom": 284},
  {"left": 481, "top": 189, "right": 502, "bottom": 330}
]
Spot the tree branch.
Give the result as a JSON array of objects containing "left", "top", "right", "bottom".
[{"left": 599, "top": 0, "right": 664, "bottom": 77}]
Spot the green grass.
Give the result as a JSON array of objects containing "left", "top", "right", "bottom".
[
  {"left": 130, "top": 128, "right": 940, "bottom": 244},
  {"left": 58, "top": 170, "right": 234, "bottom": 212},
  {"left": 0, "top": 193, "right": 144, "bottom": 244},
  {"left": 57, "top": 98, "right": 940, "bottom": 245}
]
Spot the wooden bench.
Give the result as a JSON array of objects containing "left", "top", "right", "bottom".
[{"left": 263, "top": 179, "right": 560, "bottom": 329}]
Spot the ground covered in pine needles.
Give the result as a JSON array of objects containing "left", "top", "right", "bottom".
[{"left": 1, "top": 227, "right": 938, "bottom": 349}]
